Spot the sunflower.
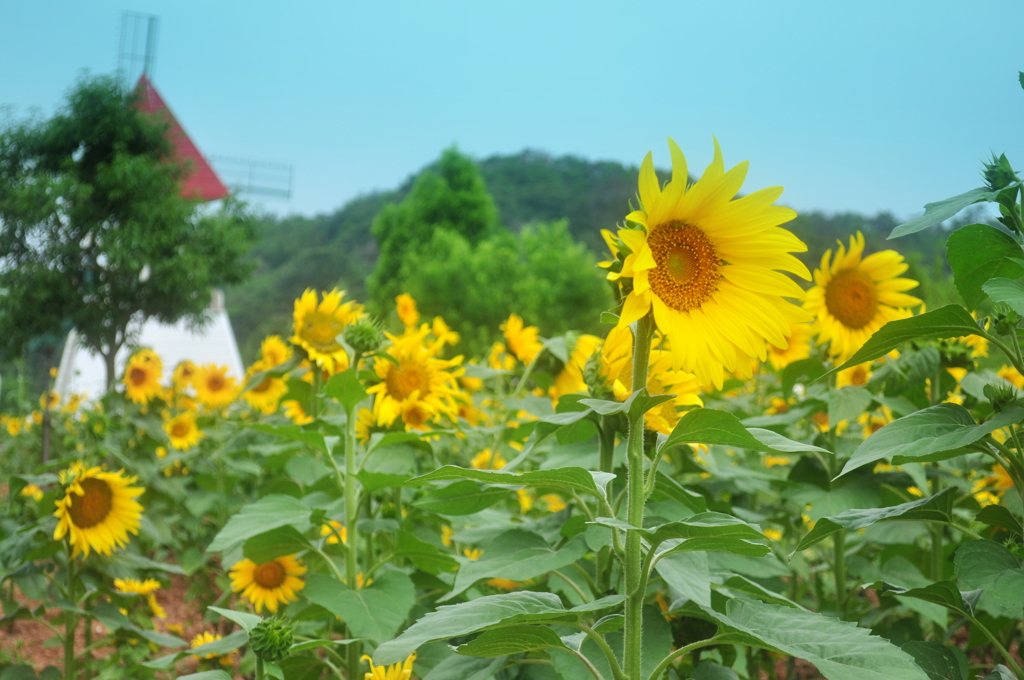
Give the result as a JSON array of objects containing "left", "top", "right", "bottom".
[
  {"left": 501, "top": 315, "right": 543, "bottom": 364},
  {"left": 362, "top": 652, "right": 416, "bottom": 680},
  {"left": 191, "top": 631, "right": 234, "bottom": 665},
  {"left": 804, "top": 232, "right": 922, "bottom": 362},
  {"left": 600, "top": 326, "right": 703, "bottom": 435},
  {"left": 282, "top": 399, "right": 313, "bottom": 425},
  {"left": 487, "top": 342, "right": 516, "bottom": 371},
  {"left": 242, "top": 364, "right": 288, "bottom": 414},
  {"left": 610, "top": 139, "right": 811, "bottom": 388},
  {"left": 321, "top": 520, "right": 347, "bottom": 545},
  {"left": 20, "top": 484, "right": 43, "bottom": 502},
  {"left": 114, "top": 578, "right": 161, "bottom": 595},
  {"left": 229, "top": 554, "right": 306, "bottom": 614},
  {"left": 998, "top": 365, "right": 1024, "bottom": 390},
  {"left": 39, "top": 390, "right": 59, "bottom": 410},
  {"left": 836, "top": 362, "right": 872, "bottom": 389},
  {"left": 163, "top": 411, "right": 203, "bottom": 450},
  {"left": 355, "top": 407, "right": 375, "bottom": 443},
  {"left": 430, "top": 317, "right": 460, "bottom": 354},
  {"left": 470, "top": 449, "right": 506, "bottom": 470},
  {"left": 552, "top": 334, "right": 602, "bottom": 398},
  {"left": 53, "top": 463, "right": 143, "bottom": 557},
  {"left": 194, "top": 364, "right": 239, "bottom": 409},
  {"left": 123, "top": 352, "right": 163, "bottom": 405},
  {"left": 172, "top": 360, "right": 197, "bottom": 390},
  {"left": 395, "top": 293, "right": 419, "bottom": 328},
  {"left": 5, "top": 417, "right": 22, "bottom": 436},
  {"left": 766, "top": 323, "right": 812, "bottom": 371},
  {"left": 260, "top": 335, "right": 292, "bottom": 368},
  {"left": 367, "top": 327, "right": 463, "bottom": 429},
  {"left": 291, "top": 288, "right": 363, "bottom": 373}
]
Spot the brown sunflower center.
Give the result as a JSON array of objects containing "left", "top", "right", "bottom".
[
  {"left": 253, "top": 378, "right": 273, "bottom": 394},
  {"left": 171, "top": 421, "right": 191, "bottom": 438},
  {"left": 68, "top": 478, "right": 113, "bottom": 528},
  {"left": 253, "top": 561, "right": 286, "bottom": 588},
  {"left": 825, "top": 269, "right": 878, "bottom": 329},
  {"left": 386, "top": 363, "right": 428, "bottom": 401},
  {"left": 847, "top": 366, "right": 868, "bottom": 386},
  {"left": 403, "top": 403, "right": 430, "bottom": 428},
  {"left": 129, "top": 367, "right": 149, "bottom": 386},
  {"left": 301, "top": 312, "right": 342, "bottom": 350},
  {"left": 647, "top": 222, "right": 722, "bottom": 312},
  {"left": 206, "top": 374, "right": 226, "bottom": 392}
]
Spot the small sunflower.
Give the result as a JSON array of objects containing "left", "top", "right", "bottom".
[
  {"left": 282, "top": 399, "right": 313, "bottom": 425},
  {"left": 260, "top": 335, "right": 293, "bottom": 368},
  {"left": 362, "top": 652, "right": 416, "bottom": 680},
  {"left": 804, "top": 232, "right": 922, "bottom": 362},
  {"left": 242, "top": 364, "right": 288, "bottom": 414},
  {"left": 194, "top": 364, "right": 239, "bottom": 409},
  {"left": 123, "top": 352, "right": 163, "bottom": 405},
  {"left": 836, "top": 362, "right": 872, "bottom": 389},
  {"left": 430, "top": 316, "right": 460, "bottom": 354},
  {"left": 39, "top": 390, "right": 60, "bottom": 410},
  {"left": 501, "top": 315, "right": 543, "bottom": 364},
  {"left": 291, "top": 288, "right": 363, "bottom": 373},
  {"left": 320, "top": 520, "right": 347, "bottom": 545},
  {"left": 367, "top": 327, "right": 463, "bottom": 430},
  {"left": 395, "top": 293, "right": 420, "bottom": 328},
  {"left": 53, "top": 463, "right": 143, "bottom": 557},
  {"left": 172, "top": 360, "right": 197, "bottom": 390},
  {"left": 191, "top": 631, "right": 232, "bottom": 663},
  {"left": 20, "top": 484, "right": 44, "bottom": 502},
  {"left": 766, "top": 323, "right": 812, "bottom": 371},
  {"left": 229, "top": 554, "right": 306, "bottom": 614},
  {"left": 113, "top": 578, "right": 161, "bottom": 595},
  {"left": 998, "top": 365, "right": 1024, "bottom": 390},
  {"left": 163, "top": 411, "right": 204, "bottom": 450},
  {"left": 610, "top": 139, "right": 812, "bottom": 389},
  {"left": 470, "top": 449, "right": 506, "bottom": 470},
  {"left": 552, "top": 334, "right": 602, "bottom": 398}
]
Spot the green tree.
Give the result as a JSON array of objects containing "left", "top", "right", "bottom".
[
  {"left": 400, "top": 220, "right": 612, "bottom": 355},
  {"left": 368, "top": 146, "right": 498, "bottom": 310},
  {"left": 0, "top": 74, "right": 257, "bottom": 389}
]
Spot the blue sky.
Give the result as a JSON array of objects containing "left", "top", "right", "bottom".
[{"left": 2, "top": 1, "right": 1022, "bottom": 222}]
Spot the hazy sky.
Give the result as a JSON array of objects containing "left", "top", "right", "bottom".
[{"left": 2, "top": 1, "right": 1022, "bottom": 223}]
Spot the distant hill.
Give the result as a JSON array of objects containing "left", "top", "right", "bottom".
[{"left": 226, "top": 149, "right": 959, "bottom": 362}]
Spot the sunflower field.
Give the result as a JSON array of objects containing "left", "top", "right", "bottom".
[{"left": 3, "top": 138, "right": 1024, "bottom": 680}]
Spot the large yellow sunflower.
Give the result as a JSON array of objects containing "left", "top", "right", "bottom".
[
  {"left": 163, "top": 411, "right": 204, "bottom": 450},
  {"left": 552, "top": 334, "right": 602, "bottom": 398},
  {"left": 291, "top": 288, "right": 363, "bottom": 373},
  {"left": 53, "top": 463, "right": 143, "bottom": 557},
  {"left": 194, "top": 364, "right": 239, "bottom": 409},
  {"left": 229, "top": 554, "right": 306, "bottom": 613},
  {"left": 600, "top": 326, "right": 703, "bottom": 434},
  {"left": 367, "top": 327, "right": 464, "bottom": 429},
  {"left": 123, "top": 352, "right": 163, "bottom": 405},
  {"left": 242, "top": 363, "right": 288, "bottom": 414},
  {"left": 501, "top": 315, "right": 543, "bottom": 364},
  {"left": 612, "top": 139, "right": 812, "bottom": 389},
  {"left": 804, "top": 232, "right": 922, "bottom": 362}
]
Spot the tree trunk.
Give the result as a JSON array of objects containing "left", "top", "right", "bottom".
[{"left": 103, "top": 349, "right": 117, "bottom": 393}]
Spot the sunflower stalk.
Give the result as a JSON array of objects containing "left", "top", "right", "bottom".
[
  {"left": 623, "top": 314, "right": 653, "bottom": 680},
  {"left": 343, "top": 350, "right": 363, "bottom": 680},
  {"left": 63, "top": 544, "right": 76, "bottom": 680}
]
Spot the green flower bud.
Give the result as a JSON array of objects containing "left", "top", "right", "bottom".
[
  {"left": 344, "top": 318, "right": 385, "bottom": 354},
  {"left": 249, "top": 617, "right": 293, "bottom": 663},
  {"left": 991, "top": 305, "right": 1020, "bottom": 336},
  {"left": 983, "top": 153, "right": 1018, "bottom": 192},
  {"left": 984, "top": 381, "right": 1019, "bottom": 413}
]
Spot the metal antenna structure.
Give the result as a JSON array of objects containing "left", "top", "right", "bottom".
[{"left": 117, "top": 12, "right": 159, "bottom": 85}]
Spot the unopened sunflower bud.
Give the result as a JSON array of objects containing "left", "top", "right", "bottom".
[
  {"left": 583, "top": 351, "right": 611, "bottom": 399},
  {"left": 983, "top": 153, "right": 1018, "bottom": 192},
  {"left": 344, "top": 318, "right": 385, "bottom": 355},
  {"left": 249, "top": 617, "right": 293, "bottom": 663},
  {"left": 992, "top": 306, "right": 1020, "bottom": 336},
  {"left": 984, "top": 382, "right": 1020, "bottom": 413}
]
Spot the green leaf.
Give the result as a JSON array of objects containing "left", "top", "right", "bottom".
[
  {"left": 976, "top": 505, "right": 1023, "bottom": 536},
  {"left": 839, "top": 404, "right": 1024, "bottom": 477},
  {"left": 828, "top": 306, "right": 982, "bottom": 375},
  {"left": 395, "top": 530, "right": 459, "bottom": 575},
  {"left": 704, "top": 599, "right": 930, "bottom": 680},
  {"left": 652, "top": 472, "right": 707, "bottom": 513},
  {"left": 90, "top": 603, "right": 187, "bottom": 648},
  {"left": 900, "top": 641, "right": 968, "bottom": 680},
  {"left": 303, "top": 570, "right": 415, "bottom": 642},
  {"left": 869, "top": 581, "right": 973, "bottom": 617},
  {"left": 186, "top": 630, "right": 248, "bottom": 657},
  {"left": 662, "top": 409, "right": 828, "bottom": 455},
  {"left": 954, "top": 539, "right": 1024, "bottom": 618},
  {"left": 372, "top": 591, "right": 624, "bottom": 666},
  {"left": 794, "top": 487, "right": 957, "bottom": 551},
  {"left": 208, "top": 495, "right": 313, "bottom": 552},
  {"left": 780, "top": 358, "right": 826, "bottom": 398},
  {"left": 454, "top": 626, "right": 566, "bottom": 657},
  {"left": 829, "top": 387, "right": 874, "bottom": 426},
  {"left": 412, "top": 480, "right": 510, "bottom": 515},
  {"left": 208, "top": 606, "right": 262, "bottom": 633},
  {"left": 285, "top": 455, "right": 330, "bottom": 486},
  {"left": 289, "top": 639, "right": 361, "bottom": 653},
  {"left": 691, "top": 661, "right": 741, "bottom": 680},
  {"left": 719, "top": 575, "right": 805, "bottom": 609},
  {"left": 243, "top": 525, "right": 314, "bottom": 563},
  {"left": 947, "top": 224, "right": 1024, "bottom": 309},
  {"left": 581, "top": 388, "right": 674, "bottom": 420},
  {"left": 412, "top": 465, "right": 614, "bottom": 499},
  {"left": 983, "top": 665, "right": 1017, "bottom": 680},
  {"left": 324, "top": 369, "right": 367, "bottom": 412},
  {"left": 983, "top": 277, "right": 1024, "bottom": 316},
  {"left": 655, "top": 551, "right": 711, "bottom": 607},
  {"left": 890, "top": 187, "right": 1000, "bottom": 238},
  {"left": 644, "top": 513, "right": 767, "bottom": 546},
  {"left": 446, "top": 531, "right": 589, "bottom": 600},
  {"left": 248, "top": 423, "right": 327, "bottom": 454}
]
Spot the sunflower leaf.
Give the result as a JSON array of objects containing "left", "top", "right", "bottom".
[
  {"left": 947, "top": 224, "right": 1024, "bottom": 310},
  {"left": 982, "top": 277, "right": 1024, "bottom": 316},
  {"left": 303, "top": 570, "right": 415, "bottom": 643},
  {"left": 454, "top": 625, "right": 567, "bottom": 657},
  {"left": 889, "top": 187, "right": 1001, "bottom": 238},
  {"left": 324, "top": 368, "right": 368, "bottom": 413},
  {"left": 661, "top": 408, "right": 827, "bottom": 455},
  {"left": 208, "top": 495, "right": 313, "bottom": 553}
]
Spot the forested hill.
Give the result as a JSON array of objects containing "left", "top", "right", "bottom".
[{"left": 227, "top": 149, "right": 955, "bottom": 361}]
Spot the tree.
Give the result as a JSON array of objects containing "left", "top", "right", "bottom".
[
  {"left": 0, "top": 74, "right": 256, "bottom": 389},
  {"left": 368, "top": 146, "right": 498, "bottom": 310}
]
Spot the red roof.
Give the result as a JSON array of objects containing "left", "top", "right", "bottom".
[{"left": 134, "top": 75, "right": 229, "bottom": 202}]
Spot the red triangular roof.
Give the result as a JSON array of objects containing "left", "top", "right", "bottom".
[{"left": 135, "top": 75, "right": 229, "bottom": 202}]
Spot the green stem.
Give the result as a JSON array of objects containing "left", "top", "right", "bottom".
[
  {"left": 929, "top": 475, "right": 944, "bottom": 583},
  {"left": 344, "top": 352, "right": 363, "bottom": 680},
  {"left": 833, "top": 531, "right": 847, "bottom": 619},
  {"left": 574, "top": 623, "right": 627, "bottom": 680},
  {"left": 599, "top": 417, "right": 616, "bottom": 474},
  {"left": 311, "top": 366, "right": 322, "bottom": 420},
  {"left": 645, "top": 635, "right": 726, "bottom": 680},
  {"left": 510, "top": 348, "right": 545, "bottom": 399},
  {"left": 971, "top": 614, "right": 1024, "bottom": 679},
  {"left": 63, "top": 546, "right": 76, "bottom": 680},
  {"left": 981, "top": 330, "right": 1024, "bottom": 376},
  {"left": 551, "top": 569, "right": 590, "bottom": 603},
  {"left": 623, "top": 315, "right": 653, "bottom": 680},
  {"left": 256, "top": 656, "right": 265, "bottom": 680}
]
